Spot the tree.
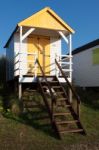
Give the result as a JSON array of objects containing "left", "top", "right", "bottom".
[{"left": 0, "top": 55, "right": 6, "bottom": 85}]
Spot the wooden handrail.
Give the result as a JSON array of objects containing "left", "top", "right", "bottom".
[
  {"left": 55, "top": 59, "right": 81, "bottom": 117},
  {"left": 36, "top": 59, "right": 56, "bottom": 104}
]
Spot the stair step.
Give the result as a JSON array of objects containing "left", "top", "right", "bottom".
[
  {"left": 53, "top": 112, "right": 71, "bottom": 116},
  {"left": 55, "top": 91, "right": 64, "bottom": 94},
  {"left": 57, "top": 104, "right": 71, "bottom": 107},
  {"left": 43, "top": 91, "right": 64, "bottom": 96},
  {"left": 59, "top": 128, "right": 84, "bottom": 134},
  {"left": 23, "top": 102, "right": 35, "bottom": 105},
  {"left": 52, "top": 86, "right": 62, "bottom": 89},
  {"left": 56, "top": 120, "right": 79, "bottom": 125},
  {"left": 57, "top": 98, "right": 67, "bottom": 101},
  {"left": 26, "top": 89, "right": 37, "bottom": 92},
  {"left": 49, "top": 81, "right": 59, "bottom": 83},
  {"left": 23, "top": 100, "right": 34, "bottom": 102},
  {"left": 23, "top": 104, "right": 40, "bottom": 108}
]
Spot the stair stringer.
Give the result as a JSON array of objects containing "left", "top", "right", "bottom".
[
  {"left": 37, "top": 77, "right": 61, "bottom": 138},
  {"left": 55, "top": 76, "right": 86, "bottom": 135}
]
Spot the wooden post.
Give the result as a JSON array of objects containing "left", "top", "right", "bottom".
[
  {"left": 68, "top": 34, "right": 72, "bottom": 103},
  {"left": 58, "top": 31, "right": 73, "bottom": 103},
  {"left": 19, "top": 83, "right": 22, "bottom": 100},
  {"left": 19, "top": 26, "right": 22, "bottom": 100}
]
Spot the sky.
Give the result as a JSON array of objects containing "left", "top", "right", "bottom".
[{"left": 0, "top": 0, "right": 99, "bottom": 55}]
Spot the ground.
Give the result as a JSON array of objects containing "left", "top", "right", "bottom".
[{"left": 0, "top": 86, "right": 99, "bottom": 150}]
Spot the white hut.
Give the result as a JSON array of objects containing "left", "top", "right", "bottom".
[
  {"left": 5, "top": 7, "right": 74, "bottom": 98},
  {"left": 73, "top": 39, "right": 99, "bottom": 87},
  {"left": 4, "top": 7, "right": 85, "bottom": 136}
]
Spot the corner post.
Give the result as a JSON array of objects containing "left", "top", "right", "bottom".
[
  {"left": 19, "top": 26, "right": 22, "bottom": 100},
  {"left": 68, "top": 34, "right": 72, "bottom": 103}
]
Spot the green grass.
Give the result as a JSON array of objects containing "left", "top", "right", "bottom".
[{"left": 0, "top": 86, "right": 99, "bottom": 150}]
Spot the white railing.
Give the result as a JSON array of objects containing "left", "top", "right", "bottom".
[
  {"left": 13, "top": 50, "right": 72, "bottom": 82},
  {"left": 55, "top": 54, "right": 73, "bottom": 81},
  {"left": 14, "top": 51, "right": 38, "bottom": 77}
]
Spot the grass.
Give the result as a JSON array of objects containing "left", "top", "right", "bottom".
[{"left": 0, "top": 86, "right": 99, "bottom": 150}]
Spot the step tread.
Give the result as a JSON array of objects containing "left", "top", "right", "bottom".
[
  {"left": 43, "top": 91, "right": 65, "bottom": 96},
  {"left": 23, "top": 100, "right": 34, "bottom": 102},
  {"left": 53, "top": 112, "right": 71, "bottom": 116},
  {"left": 59, "top": 128, "right": 84, "bottom": 134},
  {"left": 57, "top": 104, "right": 71, "bottom": 107},
  {"left": 56, "top": 120, "right": 79, "bottom": 125},
  {"left": 48, "top": 81, "right": 59, "bottom": 83},
  {"left": 42, "top": 86, "right": 48, "bottom": 89},
  {"left": 52, "top": 86, "right": 62, "bottom": 89},
  {"left": 25, "top": 89, "right": 37, "bottom": 92},
  {"left": 55, "top": 91, "right": 64, "bottom": 94},
  {"left": 57, "top": 97, "right": 67, "bottom": 101},
  {"left": 42, "top": 85, "right": 62, "bottom": 88},
  {"left": 23, "top": 104, "right": 40, "bottom": 108}
]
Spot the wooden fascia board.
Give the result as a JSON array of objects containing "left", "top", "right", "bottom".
[
  {"left": 47, "top": 8, "right": 75, "bottom": 34},
  {"left": 18, "top": 25, "right": 66, "bottom": 32}
]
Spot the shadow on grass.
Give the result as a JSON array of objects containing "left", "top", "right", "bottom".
[
  {"left": 0, "top": 84, "right": 10, "bottom": 111},
  {"left": 0, "top": 85, "right": 59, "bottom": 139},
  {"left": 3, "top": 107, "right": 59, "bottom": 139},
  {"left": 76, "top": 87, "right": 99, "bottom": 110},
  {"left": 2, "top": 89, "right": 59, "bottom": 139}
]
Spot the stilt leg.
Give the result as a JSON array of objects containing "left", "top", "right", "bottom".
[{"left": 19, "top": 83, "right": 22, "bottom": 100}]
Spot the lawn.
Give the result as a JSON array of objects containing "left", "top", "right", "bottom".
[{"left": 0, "top": 86, "right": 99, "bottom": 150}]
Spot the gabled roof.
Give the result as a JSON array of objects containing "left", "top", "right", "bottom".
[
  {"left": 72, "top": 39, "right": 99, "bottom": 55},
  {"left": 4, "top": 7, "right": 74, "bottom": 48},
  {"left": 18, "top": 7, "right": 74, "bottom": 33}
]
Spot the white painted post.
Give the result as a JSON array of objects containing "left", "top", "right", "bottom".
[
  {"left": 68, "top": 34, "right": 72, "bottom": 103},
  {"left": 19, "top": 26, "right": 22, "bottom": 100},
  {"left": 69, "top": 34, "right": 72, "bottom": 82}
]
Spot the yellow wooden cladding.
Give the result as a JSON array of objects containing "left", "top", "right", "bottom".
[
  {"left": 18, "top": 7, "right": 74, "bottom": 33},
  {"left": 27, "top": 35, "right": 50, "bottom": 75},
  {"left": 27, "top": 37, "right": 38, "bottom": 74}
]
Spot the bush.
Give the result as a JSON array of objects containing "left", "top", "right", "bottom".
[
  {"left": 0, "top": 96, "right": 3, "bottom": 112},
  {"left": 0, "top": 56, "right": 6, "bottom": 85},
  {"left": 9, "top": 95, "right": 23, "bottom": 116}
]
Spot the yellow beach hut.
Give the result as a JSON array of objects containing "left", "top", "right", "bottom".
[
  {"left": 5, "top": 7, "right": 74, "bottom": 95},
  {"left": 4, "top": 7, "right": 85, "bottom": 137}
]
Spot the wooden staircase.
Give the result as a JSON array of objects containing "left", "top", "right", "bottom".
[
  {"left": 37, "top": 76, "right": 85, "bottom": 137},
  {"left": 36, "top": 59, "right": 86, "bottom": 138},
  {"left": 22, "top": 59, "right": 86, "bottom": 139}
]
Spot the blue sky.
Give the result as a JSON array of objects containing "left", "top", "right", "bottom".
[{"left": 0, "top": 0, "right": 99, "bottom": 55}]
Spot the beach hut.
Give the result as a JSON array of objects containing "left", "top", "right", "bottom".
[
  {"left": 4, "top": 7, "right": 85, "bottom": 136},
  {"left": 5, "top": 7, "right": 74, "bottom": 97},
  {"left": 72, "top": 39, "right": 99, "bottom": 87}
]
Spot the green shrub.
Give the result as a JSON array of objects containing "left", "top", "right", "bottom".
[
  {"left": 0, "top": 96, "right": 3, "bottom": 112},
  {"left": 0, "top": 56, "right": 6, "bottom": 84},
  {"left": 9, "top": 95, "right": 23, "bottom": 116}
]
